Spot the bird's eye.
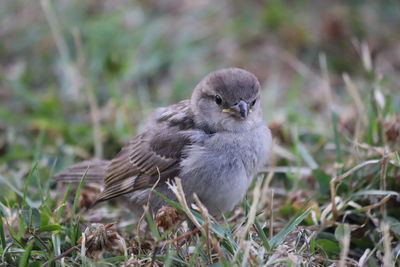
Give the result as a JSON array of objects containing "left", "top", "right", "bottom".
[
  {"left": 251, "top": 99, "right": 257, "bottom": 107},
  {"left": 215, "top": 95, "right": 222, "bottom": 105}
]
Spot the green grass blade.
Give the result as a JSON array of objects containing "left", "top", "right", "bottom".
[
  {"left": 297, "top": 142, "right": 318, "bottom": 169},
  {"left": 144, "top": 208, "right": 161, "bottom": 241},
  {"left": 0, "top": 175, "right": 37, "bottom": 208},
  {"left": 71, "top": 168, "right": 88, "bottom": 220},
  {"left": 37, "top": 224, "right": 62, "bottom": 233},
  {"left": 269, "top": 207, "right": 312, "bottom": 249},
  {"left": 163, "top": 244, "right": 174, "bottom": 267},
  {"left": 330, "top": 107, "right": 343, "bottom": 164},
  {"left": 188, "top": 238, "right": 204, "bottom": 266},
  {"left": 18, "top": 239, "right": 34, "bottom": 267},
  {"left": 69, "top": 168, "right": 88, "bottom": 245},
  {"left": 52, "top": 234, "right": 61, "bottom": 260},
  {"left": 254, "top": 218, "right": 271, "bottom": 250},
  {"left": 0, "top": 213, "right": 6, "bottom": 249},
  {"left": 56, "top": 183, "right": 71, "bottom": 222},
  {"left": 105, "top": 256, "right": 128, "bottom": 263},
  {"left": 6, "top": 221, "right": 24, "bottom": 248},
  {"left": 22, "top": 163, "right": 38, "bottom": 207}
]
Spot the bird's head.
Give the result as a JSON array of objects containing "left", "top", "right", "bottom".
[{"left": 191, "top": 68, "right": 262, "bottom": 132}]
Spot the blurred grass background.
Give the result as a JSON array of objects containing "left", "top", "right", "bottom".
[{"left": 1, "top": 0, "right": 400, "bottom": 266}]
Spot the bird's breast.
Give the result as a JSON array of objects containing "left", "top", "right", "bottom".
[{"left": 178, "top": 125, "right": 271, "bottom": 214}]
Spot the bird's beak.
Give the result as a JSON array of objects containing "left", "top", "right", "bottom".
[{"left": 222, "top": 100, "right": 249, "bottom": 119}]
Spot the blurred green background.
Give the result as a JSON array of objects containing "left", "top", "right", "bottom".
[{"left": 1, "top": 0, "right": 399, "bottom": 165}]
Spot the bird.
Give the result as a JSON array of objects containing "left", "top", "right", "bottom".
[{"left": 55, "top": 68, "right": 272, "bottom": 217}]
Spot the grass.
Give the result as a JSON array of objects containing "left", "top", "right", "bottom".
[{"left": 1, "top": 0, "right": 400, "bottom": 266}]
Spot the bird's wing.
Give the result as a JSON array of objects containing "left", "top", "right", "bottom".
[{"left": 96, "top": 100, "right": 203, "bottom": 202}]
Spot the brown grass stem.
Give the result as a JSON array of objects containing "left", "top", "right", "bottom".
[
  {"left": 330, "top": 159, "right": 381, "bottom": 221},
  {"left": 269, "top": 190, "right": 274, "bottom": 240},
  {"left": 72, "top": 30, "right": 103, "bottom": 159},
  {"left": 382, "top": 222, "right": 394, "bottom": 267},
  {"left": 379, "top": 153, "right": 389, "bottom": 218}
]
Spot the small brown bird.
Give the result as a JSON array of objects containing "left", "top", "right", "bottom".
[{"left": 56, "top": 68, "right": 272, "bottom": 216}]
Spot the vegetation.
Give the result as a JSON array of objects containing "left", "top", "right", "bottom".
[{"left": 1, "top": 0, "right": 399, "bottom": 266}]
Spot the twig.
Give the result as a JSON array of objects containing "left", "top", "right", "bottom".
[
  {"left": 41, "top": 245, "right": 79, "bottom": 267},
  {"left": 30, "top": 230, "right": 51, "bottom": 254},
  {"left": 162, "top": 228, "right": 200, "bottom": 245}
]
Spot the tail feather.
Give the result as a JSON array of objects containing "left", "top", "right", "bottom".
[{"left": 54, "top": 160, "right": 109, "bottom": 183}]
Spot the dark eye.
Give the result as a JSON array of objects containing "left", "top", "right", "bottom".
[
  {"left": 251, "top": 99, "right": 257, "bottom": 107},
  {"left": 215, "top": 95, "right": 222, "bottom": 105}
]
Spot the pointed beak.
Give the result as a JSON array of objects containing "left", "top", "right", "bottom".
[
  {"left": 223, "top": 100, "right": 248, "bottom": 119},
  {"left": 237, "top": 100, "right": 248, "bottom": 119}
]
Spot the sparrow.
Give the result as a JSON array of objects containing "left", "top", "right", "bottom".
[{"left": 56, "top": 68, "right": 272, "bottom": 216}]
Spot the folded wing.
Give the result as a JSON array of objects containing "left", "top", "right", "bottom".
[{"left": 96, "top": 100, "right": 203, "bottom": 202}]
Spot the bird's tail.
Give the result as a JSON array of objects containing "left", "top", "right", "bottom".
[{"left": 54, "top": 160, "right": 109, "bottom": 184}]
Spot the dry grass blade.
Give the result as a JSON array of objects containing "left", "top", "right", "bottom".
[
  {"left": 379, "top": 153, "right": 389, "bottom": 218},
  {"left": 330, "top": 159, "right": 381, "bottom": 221},
  {"left": 342, "top": 73, "right": 367, "bottom": 125},
  {"left": 337, "top": 224, "right": 351, "bottom": 267},
  {"left": 40, "top": 0, "right": 69, "bottom": 64},
  {"left": 167, "top": 178, "right": 203, "bottom": 232},
  {"left": 193, "top": 194, "right": 225, "bottom": 261},
  {"left": 41, "top": 245, "right": 79, "bottom": 267},
  {"left": 382, "top": 222, "right": 395, "bottom": 267},
  {"left": 235, "top": 178, "right": 262, "bottom": 262},
  {"left": 359, "top": 195, "right": 392, "bottom": 211},
  {"left": 72, "top": 30, "right": 103, "bottom": 159}
]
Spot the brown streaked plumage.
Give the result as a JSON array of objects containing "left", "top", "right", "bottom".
[
  {"left": 57, "top": 100, "right": 199, "bottom": 203},
  {"left": 55, "top": 68, "right": 272, "bottom": 216}
]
